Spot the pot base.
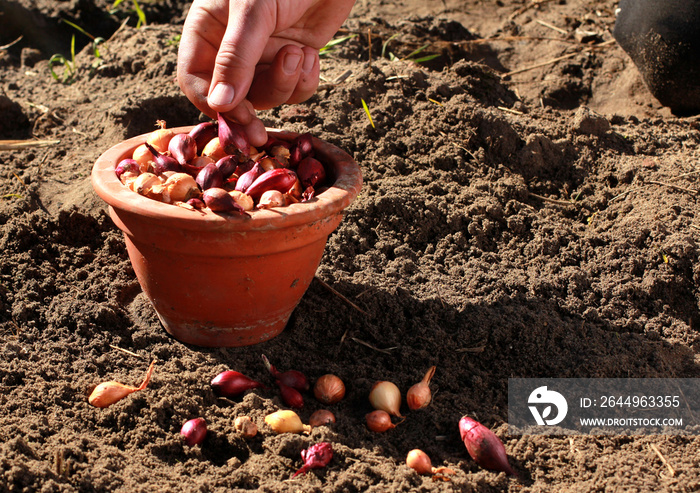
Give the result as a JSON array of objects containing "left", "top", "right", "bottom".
[{"left": 156, "top": 311, "right": 289, "bottom": 347}]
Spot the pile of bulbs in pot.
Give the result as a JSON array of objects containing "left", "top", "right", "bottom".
[{"left": 115, "top": 113, "right": 328, "bottom": 213}]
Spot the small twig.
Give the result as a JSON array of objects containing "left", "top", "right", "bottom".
[
  {"left": 535, "top": 19, "right": 568, "bottom": 35},
  {"left": 12, "top": 172, "right": 27, "bottom": 192},
  {"left": 497, "top": 106, "right": 524, "bottom": 115},
  {"left": 109, "top": 345, "right": 143, "bottom": 359},
  {"left": 529, "top": 192, "right": 575, "bottom": 207},
  {"left": 0, "top": 139, "right": 61, "bottom": 150},
  {"left": 0, "top": 36, "right": 23, "bottom": 51},
  {"left": 339, "top": 328, "right": 349, "bottom": 347},
  {"left": 351, "top": 337, "right": 396, "bottom": 354},
  {"left": 609, "top": 188, "right": 637, "bottom": 203},
  {"left": 646, "top": 180, "right": 698, "bottom": 195},
  {"left": 314, "top": 276, "right": 368, "bottom": 315},
  {"left": 367, "top": 28, "right": 372, "bottom": 68},
  {"left": 503, "top": 39, "right": 615, "bottom": 78},
  {"left": 463, "top": 35, "right": 579, "bottom": 46},
  {"left": 649, "top": 443, "right": 676, "bottom": 477}
]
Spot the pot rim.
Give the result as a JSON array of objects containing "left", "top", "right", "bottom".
[{"left": 91, "top": 127, "right": 362, "bottom": 231}]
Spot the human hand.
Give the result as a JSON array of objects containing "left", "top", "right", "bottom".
[{"left": 177, "top": 0, "right": 356, "bottom": 146}]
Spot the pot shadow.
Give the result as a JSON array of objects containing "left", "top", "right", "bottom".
[{"left": 279, "top": 277, "right": 698, "bottom": 477}]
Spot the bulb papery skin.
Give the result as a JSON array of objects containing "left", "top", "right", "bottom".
[
  {"left": 245, "top": 168, "right": 298, "bottom": 201},
  {"left": 369, "top": 381, "right": 403, "bottom": 417},
  {"left": 277, "top": 381, "right": 304, "bottom": 408},
  {"left": 181, "top": 418, "right": 207, "bottom": 447},
  {"left": 265, "top": 410, "right": 311, "bottom": 434},
  {"left": 406, "top": 384, "right": 431, "bottom": 410},
  {"left": 459, "top": 416, "right": 516, "bottom": 476},
  {"left": 313, "top": 374, "right": 346, "bottom": 405},
  {"left": 210, "top": 370, "right": 264, "bottom": 398},
  {"left": 88, "top": 382, "right": 137, "bottom": 408},
  {"left": 257, "top": 190, "right": 287, "bottom": 209},
  {"left": 406, "top": 449, "right": 433, "bottom": 475},
  {"left": 292, "top": 442, "right": 333, "bottom": 478},
  {"left": 168, "top": 133, "right": 197, "bottom": 165},
  {"left": 217, "top": 112, "right": 250, "bottom": 159},
  {"left": 309, "top": 409, "right": 336, "bottom": 428},
  {"left": 234, "top": 416, "right": 258, "bottom": 438},
  {"left": 88, "top": 360, "right": 155, "bottom": 408},
  {"left": 188, "top": 121, "right": 218, "bottom": 153},
  {"left": 163, "top": 173, "right": 199, "bottom": 203},
  {"left": 365, "top": 410, "right": 395, "bottom": 432}
]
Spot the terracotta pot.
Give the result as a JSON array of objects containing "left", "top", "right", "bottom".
[{"left": 92, "top": 127, "right": 362, "bottom": 347}]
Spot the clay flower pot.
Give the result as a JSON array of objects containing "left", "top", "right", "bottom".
[{"left": 92, "top": 127, "right": 362, "bottom": 347}]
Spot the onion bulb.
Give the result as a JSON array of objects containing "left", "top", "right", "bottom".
[
  {"left": 257, "top": 190, "right": 287, "bottom": 209},
  {"left": 292, "top": 442, "right": 333, "bottom": 478},
  {"left": 261, "top": 354, "right": 309, "bottom": 391},
  {"left": 88, "top": 360, "right": 156, "bottom": 408},
  {"left": 162, "top": 173, "right": 199, "bottom": 203},
  {"left": 180, "top": 418, "right": 207, "bottom": 446},
  {"left": 365, "top": 410, "right": 396, "bottom": 432},
  {"left": 234, "top": 416, "right": 258, "bottom": 438},
  {"left": 313, "top": 374, "right": 345, "bottom": 405},
  {"left": 406, "top": 366, "right": 436, "bottom": 411},
  {"left": 459, "top": 416, "right": 516, "bottom": 476},
  {"left": 146, "top": 120, "right": 174, "bottom": 153},
  {"left": 210, "top": 370, "right": 264, "bottom": 398},
  {"left": 309, "top": 409, "right": 336, "bottom": 428},
  {"left": 264, "top": 410, "right": 311, "bottom": 434},
  {"left": 406, "top": 449, "right": 456, "bottom": 479},
  {"left": 369, "top": 380, "right": 403, "bottom": 417}
]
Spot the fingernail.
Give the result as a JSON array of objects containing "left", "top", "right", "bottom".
[
  {"left": 302, "top": 53, "right": 315, "bottom": 73},
  {"left": 283, "top": 53, "right": 302, "bottom": 74},
  {"left": 208, "top": 82, "right": 235, "bottom": 107}
]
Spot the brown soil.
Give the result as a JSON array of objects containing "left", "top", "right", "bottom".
[{"left": 2, "top": 0, "right": 700, "bottom": 491}]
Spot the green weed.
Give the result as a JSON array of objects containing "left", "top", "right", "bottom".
[
  {"left": 320, "top": 34, "right": 357, "bottom": 56},
  {"left": 49, "top": 35, "right": 76, "bottom": 83},
  {"left": 111, "top": 0, "right": 147, "bottom": 28}
]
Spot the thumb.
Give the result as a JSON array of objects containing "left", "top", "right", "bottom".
[{"left": 207, "top": 4, "right": 276, "bottom": 113}]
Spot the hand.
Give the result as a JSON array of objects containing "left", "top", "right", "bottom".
[{"left": 177, "top": 0, "right": 355, "bottom": 146}]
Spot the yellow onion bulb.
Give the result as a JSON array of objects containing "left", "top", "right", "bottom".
[
  {"left": 201, "top": 137, "right": 228, "bottom": 161},
  {"left": 257, "top": 189, "right": 287, "bottom": 209},
  {"left": 146, "top": 121, "right": 175, "bottom": 153},
  {"left": 369, "top": 381, "right": 403, "bottom": 417},
  {"left": 163, "top": 173, "right": 200, "bottom": 203},
  {"left": 264, "top": 410, "right": 311, "bottom": 434},
  {"left": 132, "top": 144, "right": 155, "bottom": 173},
  {"left": 229, "top": 191, "right": 254, "bottom": 211}
]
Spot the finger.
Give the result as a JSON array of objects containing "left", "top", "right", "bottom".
[
  {"left": 207, "top": 3, "right": 276, "bottom": 113},
  {"left": 286, "top": 46, "right": 320, "bottom": 105},
  {"left": 218, "top": 100, "right": 268, "bottom": 147},
  {"left": 246, "top": 44, "right": 306, "bottom": 110}
]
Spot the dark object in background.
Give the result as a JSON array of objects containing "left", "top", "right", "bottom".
[{"left": 614, "top": 0, "right": 700, "bottom": 115}]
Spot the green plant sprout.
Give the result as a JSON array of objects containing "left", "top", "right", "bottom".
[
  {"left": 320, "top": 34, "right": 357, "bottom": 56},
  {"left": 111, "top": 0, "right": 147, "bottom": 28},
  {"left": 167, "top": 34, "right": 182, "bottom": 47},
  {"left": 49, "top": 35, "right": 76, "bottom": 83},
  {"left": 361, "top": 98, "right": 375, "bottom": 129},
  {"left": 59, "top": 19, "right": 105, "bottom": 72},
  {"left": 382, "top": 34, "right": 440, "bottom": 64}
]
